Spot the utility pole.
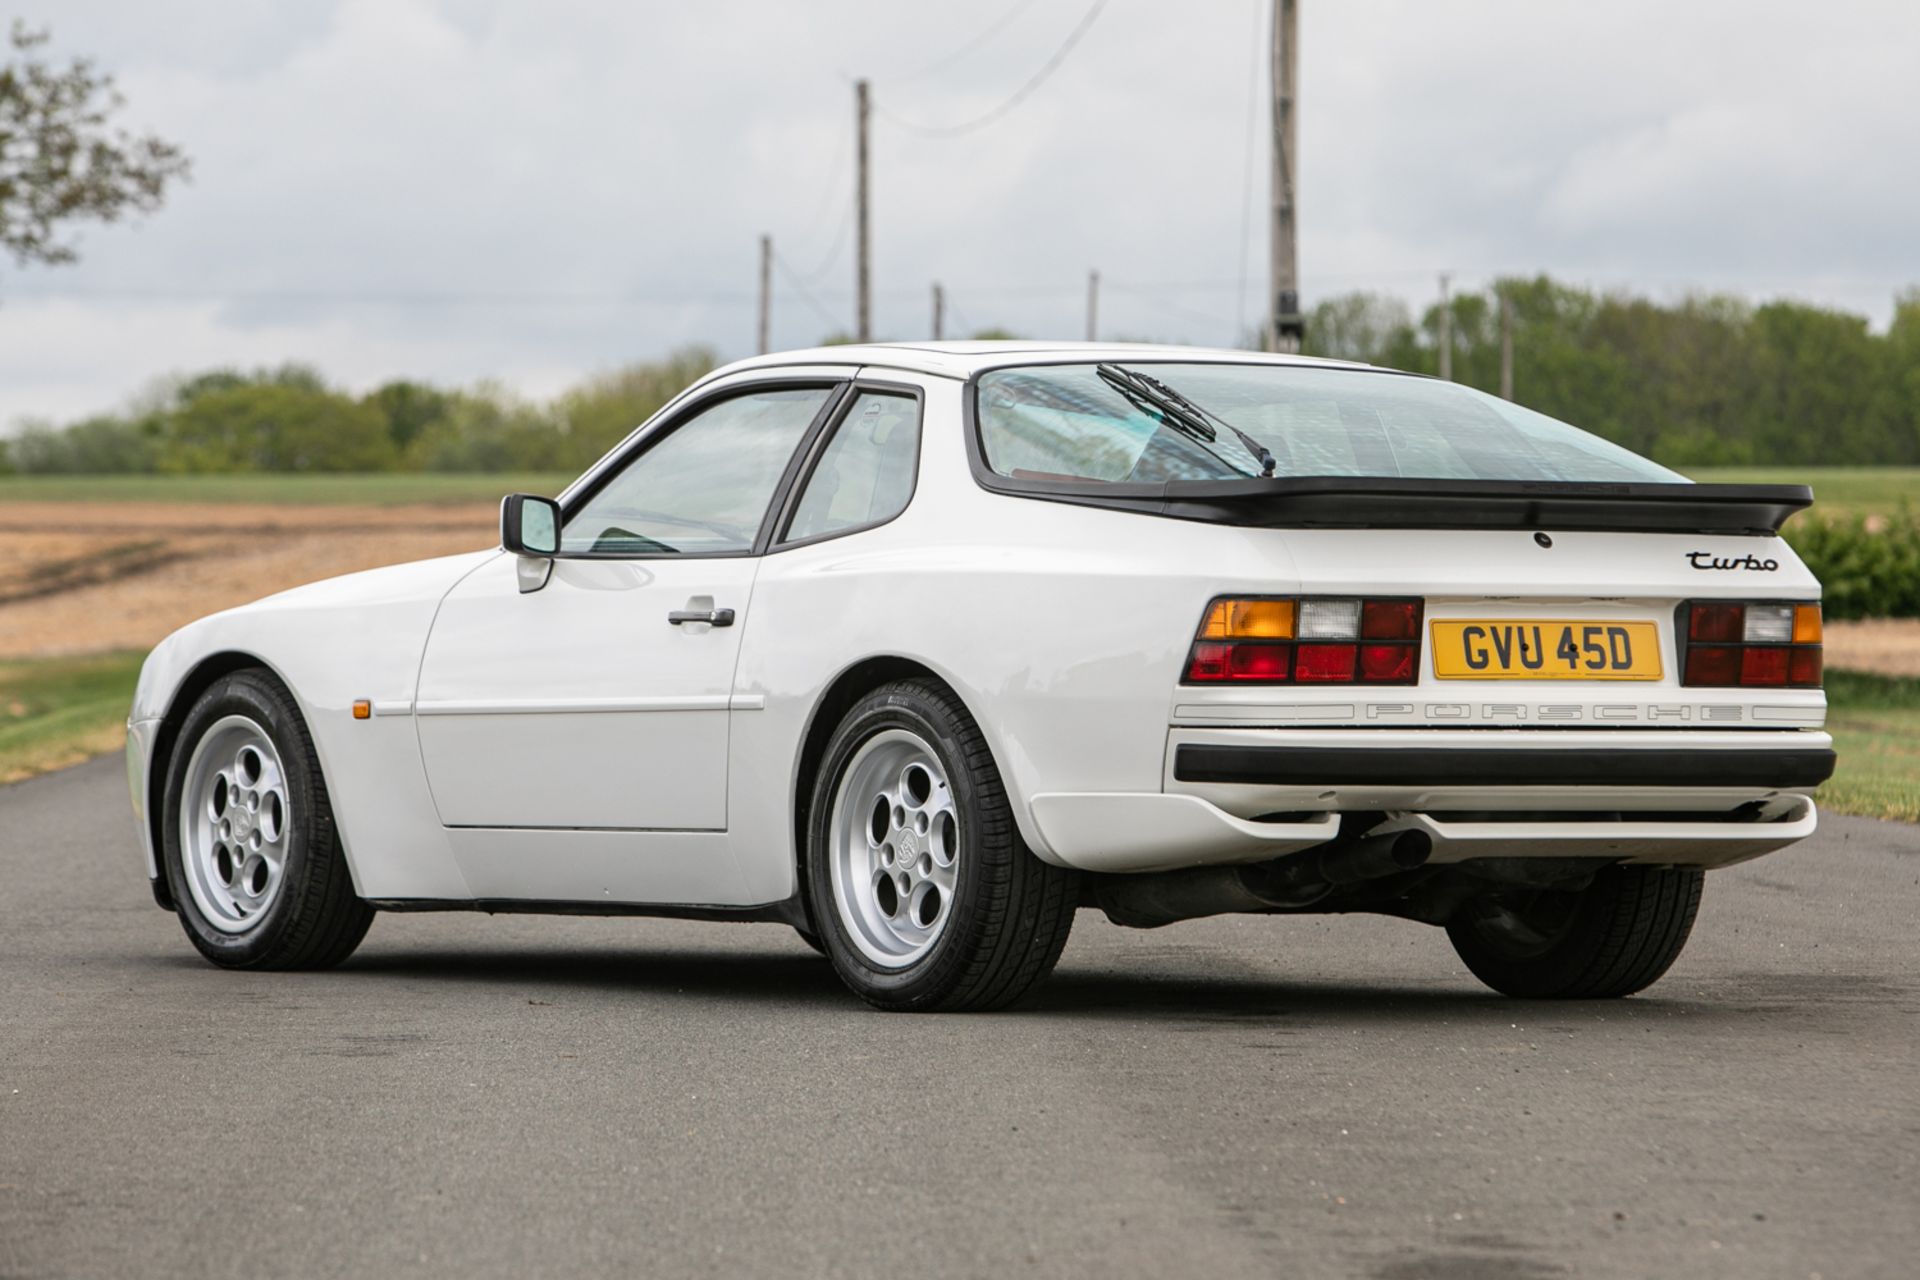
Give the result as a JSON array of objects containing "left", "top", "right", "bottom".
[
  {"left": 1267, "top": 0, "right": 1303, "bottom": 353},
  {"left": 757, "top": 234, "right": 772, "bottom": 355},
  {"left": 1499, "top": 288, "right": 1515, "bottom": 400},
  {"left": 855, "top": 79, "right": 872, "bottom": 343},
  {"left": 1436, "top": 272, "right": 1451, "bottom": 381},
  {"left": 1086, "top": 269, "right": 1099, "bottom": 342},
  {"left": 932, "top": 282, "right": 944, "bottom": 341}
]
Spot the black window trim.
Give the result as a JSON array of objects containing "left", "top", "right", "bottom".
[
  {"left": 769, "top": 377, "right": 926, "bottom": 553},
  {"left": 958, "top": 360, "right": 1813, "bottom": 536},
  {"left": 554, "top": 376, "right": 854, "bottom": 561}
]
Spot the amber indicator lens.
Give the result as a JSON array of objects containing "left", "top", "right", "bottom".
[{"left": 1199, "top": 598, "right": 1295, "bottom": 639}]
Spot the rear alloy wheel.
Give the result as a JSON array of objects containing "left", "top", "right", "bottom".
[
  {"left": 161, "top": 670, "right": 373, "bottom": 970},
  {"left": 1446, "top": 864, "right": 1703, "bottom": 999},
  {"left": 807, "top": 678, "right": 1077, "bottom": 1011}
]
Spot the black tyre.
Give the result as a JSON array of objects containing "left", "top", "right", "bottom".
[
  {"left": 160, "top": 669, "right": 373, "bottom": 969},
  {"left": 792, "top": 925, "right": 829, "bottom": 957},
  {"left": 1446, "top": 864, "right": 1703, "bottom": 999},
  {"left": 806, "top": 678, "right": 1077, "bottom": 1011}
]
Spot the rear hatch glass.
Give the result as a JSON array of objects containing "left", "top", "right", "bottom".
[{"left": 975, "top": 362, "right": 1683, "bottom": 486}]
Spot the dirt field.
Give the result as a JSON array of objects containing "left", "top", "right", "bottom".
[
  {"left": 1822, "top": 617, "right": 1920, "bottom": 676},
  {"left": 3, "top": 499, "right": 1918, "bottom": 675},
  {"left": 0, "top": 501, "right": 495, "bottom": 660}
]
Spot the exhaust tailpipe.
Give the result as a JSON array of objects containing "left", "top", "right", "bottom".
[
  {"left": 1096, "top": 826, "right": 1434, "bottom": 929},
  {"left": 1312, "top": 828, "right": 1432, "bottom": 886}
]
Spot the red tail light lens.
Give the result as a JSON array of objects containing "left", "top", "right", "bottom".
[
  {"left": 1226, "top": 644, "right": 1292, "bottom": 681},
  {"left": 1361, "top": 601, "right": 1419, "bottom": 640},
  {"left": 1183, "top": 597, "right": 1422, "bottom": 685},
  {"left": 1739, "top": 647, "right": 1790, "bottom": 686},
  {"left": 1684, "top": 645, "right": 1741, "bottom": 686},
  {"left": 1678, "top": 601, "right": 1821, "bottom": 689},
  {"left": 1360, "top": 643, "right": 1416, "bottom": 682},
  {"left": 1688, "top": 603, "right": 1745, "bottom": 643},
  {"left": 1788, "top": 646, "right": 1822, "bottom": 686},
  {"left": 1295, "top": 643, "right": 1358, "bottom": 682}
]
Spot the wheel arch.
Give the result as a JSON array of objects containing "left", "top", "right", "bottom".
[
  {"left": 145, "top": 650, "right": 299, "bottom": 909},
  {"left": 789, "top": 655, "right": 1001, "bottom": 928}
]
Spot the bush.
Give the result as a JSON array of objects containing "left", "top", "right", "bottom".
[
  {"left": 552, "top": 347, "right": 716, "bottom": 469},
  {"left": 405, "top": 388, "right": 560, "bottom": 472},
  {"left": 1785, "top": 507, "right": 1920, "bottom": 619},
  {"left": 161, "top": 382, "right": 396, "bottom": 472},
  {"left": 5, "top": 415, "right": 160, "bottom": 473}
]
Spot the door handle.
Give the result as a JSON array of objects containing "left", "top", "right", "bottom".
[{"left": 668, "top": 608, "right": 735, "bottom": 627}]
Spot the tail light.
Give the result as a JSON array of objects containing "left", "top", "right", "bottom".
[
  {"left": 1677, "top": 601, "right": 1822, "bottom": 688},
  {"left": 1185, "top": 597, "right": 1422, "bottom": 685}
]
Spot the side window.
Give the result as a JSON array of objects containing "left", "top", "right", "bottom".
[
  {"left": 784, "top": 391, "right": 920, "bottom": 543},
  {"left": 561, "top": 386, "right": 835, "bottom": 555}
]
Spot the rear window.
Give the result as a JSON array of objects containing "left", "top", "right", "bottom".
[{"left": 974, "top": 362, "right": 1683, "bottom": 485}]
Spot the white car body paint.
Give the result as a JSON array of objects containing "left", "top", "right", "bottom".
[{"left": 127, "top": 343, "right": 1831, "bottom": 915}]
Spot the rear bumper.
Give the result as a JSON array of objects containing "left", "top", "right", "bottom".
[
  {"left": 1164, "top": 727, "right": 1833, "bottom": 814},
  {"left": 1024, "top": 727, "right": 1830, "bottom": 874},
  {"left": 1028, "top": 790, "right": 1818, "bottom": 874},
  {"left": 1173, "top": 743, "right": 1836, "bottom": 790}
]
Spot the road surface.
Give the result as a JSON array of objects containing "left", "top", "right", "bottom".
[{"left": 3, "top": 756, "right": 1915, "bottom": 1278}]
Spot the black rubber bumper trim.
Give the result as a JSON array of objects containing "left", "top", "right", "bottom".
[{"left": 1172, "top": 745, "right": 1838, "bottom": 790}]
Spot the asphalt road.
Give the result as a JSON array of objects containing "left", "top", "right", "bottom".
[{"left": 3, "top": 756, "right": 1915, "bottom": 1280}]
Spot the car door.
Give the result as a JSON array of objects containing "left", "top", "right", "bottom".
[{"left": 414, "top": 379, "right": 847, "bottom": 836}]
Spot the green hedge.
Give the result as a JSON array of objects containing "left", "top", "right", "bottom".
[{"left": 1785, "top": 507, "right": 1920, "bottom": 619}]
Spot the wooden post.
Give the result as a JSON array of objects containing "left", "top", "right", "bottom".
[
  {"left": 1267, "top": 0, "right": 1302, "bottom": 352},
  {"left": 757, "top": 235, "right": 772, "bottom": 355},
  {"left": 855, "top": 79, "right": 871, "bottom": 342}
]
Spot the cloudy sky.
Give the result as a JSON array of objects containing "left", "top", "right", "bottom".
[{"left": 3, "top": 0, "right": 1916, "bottom": 428}]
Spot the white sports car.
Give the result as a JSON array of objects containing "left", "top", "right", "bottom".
[{"left": 126, "top": 342, "right": 1833, "bottom": 1010}]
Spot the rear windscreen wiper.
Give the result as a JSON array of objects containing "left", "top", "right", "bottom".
[{"left": 1095, "top": 363, "right": 1277, "bottom": 477}]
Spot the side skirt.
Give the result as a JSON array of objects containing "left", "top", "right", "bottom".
[{"left": 365, "top": 896, "right": 809, "bottom": 928}]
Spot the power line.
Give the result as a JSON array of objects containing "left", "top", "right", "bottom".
[
  {"left": 787, "top": 125, "right": 851, "bottom": 270},
  {"left": 894, "top": 0, "right": 1040, "bottom": 84},
  {"left": 771, "top": 249, "right": 845, "bottom": 333},
  {"left": 798, "top": 202, "right": 852, "bottom": 284},
  {"left": 873, "top": 0, "right": 1109, "bottom": 138}
]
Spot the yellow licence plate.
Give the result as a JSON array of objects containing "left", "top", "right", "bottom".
[{"left": 1431, "top": 620, "right": 1663, "bottom": 680}]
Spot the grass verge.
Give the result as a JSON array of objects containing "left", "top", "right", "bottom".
[
  {"left": 1819, "top": 670, "right": 1920, "bottom": 822},
  {"left": 0, "top": 467, "right": 1908, "bottom": 516},
  {"left": 0, "top": 652, "right": 1912, "bottom": 823},
  {"left": 0, "top": 651, "right": 146, "bottom": 784},
  {"left": 0, "top": 472, "right": 577, "bottom": 506},
  {"left": 1688, "top": 467, "right": 1920, "bottom": 521}
]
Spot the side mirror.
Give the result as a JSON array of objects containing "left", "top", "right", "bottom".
[
  {"left": 500, "top": 493, "right": 560, "bottom": 557},
  {"left": 500, "top": 494, "right": 560, "bottom": 593}
]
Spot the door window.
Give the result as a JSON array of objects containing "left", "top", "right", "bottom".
[
  {"left": 561, "top": 385, "right": 835, "bottom": 555},
  {"left": 784, "top": 391, "right": 921, "bottom": 543}
]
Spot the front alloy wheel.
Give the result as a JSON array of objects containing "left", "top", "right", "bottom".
[{"left": 161, "top": 669, "right": 373, "bottom": 969}]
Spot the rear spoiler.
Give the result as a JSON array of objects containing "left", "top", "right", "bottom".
[{"left": 989, "top": 477, "right": 1813, "bottom": 536}]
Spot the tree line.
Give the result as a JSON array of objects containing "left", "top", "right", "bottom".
[
  {"left": 1302, "top": 277, "right": 1920, "bottom": 467},
  {"left": 0, "top": 349, "right": 719, "bottom": 475},
  {"left": 4, "top": 277, "right": 1919, "bottom": 474}
]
